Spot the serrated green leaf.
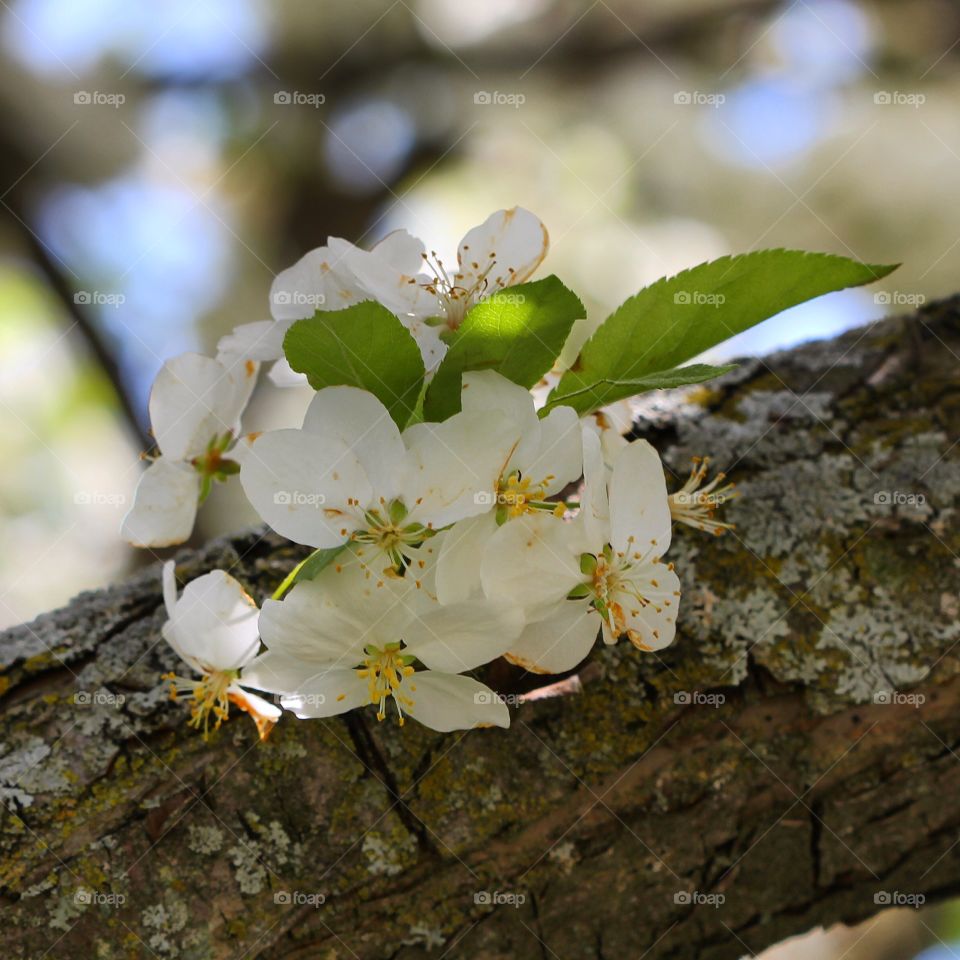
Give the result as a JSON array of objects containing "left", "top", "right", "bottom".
[
  {"left": 284, "top": 301, "right": 425, "bottom": 428},
  {"left": 544, "top": 363, "right": 737, "bottom": 409},
  {"left": 423, "top": 275, "right": 585, "bottom": 421},
  {"left": 546, "top": 250, "right": 898, "bottom": 414},
  {"left": 271, "top": 545, "right": 347, "bottom": 600}
]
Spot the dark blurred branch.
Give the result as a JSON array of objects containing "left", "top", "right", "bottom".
[
  {"left": 12, "top": 209, "right": 150, "bottom": 448},
  {"left": 0, "top": 116, "right": 150, "bottom": 448}
]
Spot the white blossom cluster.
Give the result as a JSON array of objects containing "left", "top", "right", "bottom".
[{"left": 122, "top": 209, "right": 733, "bottom": 738}]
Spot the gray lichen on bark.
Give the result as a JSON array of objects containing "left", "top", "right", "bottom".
[{"left": 1, "top": 299, "right": 958, "bottom": 959}]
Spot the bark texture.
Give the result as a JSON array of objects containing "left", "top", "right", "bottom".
[{"left": 2, "top": 298, "right": 960, "bottom": 959}]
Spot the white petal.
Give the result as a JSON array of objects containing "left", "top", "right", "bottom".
[
  {"left": 608, "top": 439, "right": 672, "bottom": 559},
  {"left": 121, "top": 458, "right": 200, "bottom": 548},
  {"left": 281, "top": 668, "right": 370, "bottom": 718},
  {"left": 301, "top": 386, "right": 405, "bottom": 501},
  {"left": 160, "top": 562, "right": 177, "bottom": 624},
  {"left": 328, "top": 236, "right": 437, "bottom": 320},
  {"left": 505, "top": 602, "right": 598, "bottom": 675},
  {"left": 596, "top": 418, "right": 629, "bottom": 468},
  {"left": 595, "top": 401, "right": 634, "bottom": 438},
  {"left": 480, "top": 513, "right": 582, "bottom": 613},
  {"left": 237, "top": 429, "right": 370, "bottom": 548},
  {"left": 402, "top": 596, "right": 523, "bottom": 673},
  {"left": 523, "top": 405, "right": 582, "bottom": 496},
  {"left": 400, "top": 410, "right": 515, "bottom": 529},
  {"left": 241, "top": 650, "right": 334, "bottom": 694},
  {"left": 267, "top": 358, "right": 309, "bottom": 389},
  {"left": 434, "top": 512, "right": 497, "bottom": 605},
  {"left": 460, "top": 371, "right": 537, "bottom": 463},
  {"left": 217, "top": 352, "right": 259, "bottom": 412},
  {"left": 615, "top": 560, "right": 681, "bottom": 651},
  {"left": 457, "top": 207, "right": 549, "bottom": 295},
  {"left": 164, "top": 569, "right": 261, "bottom": 671},
  {"left": 149, "top": 353, "right": 254, "bottom": 460},
  {"left": 270, "top": 246, "right": 363, "bottom": 321},
  {"left": 216, "top": 320, "right": 288, "bottom": 364},
  {"left": 401, "top": 316, "right": 447, "bottom": 372},
  {"left": 370, "top": 229, "right": 426, "bottom": 274},
  {"left": 404, "top": 672, "right": 509, "bottom": 731},
  {"left": 258, "top": 564, "right": 411, "bottom": 665},
  {"left": 576, "top": 425, "right": 609, "bottom": 553}
]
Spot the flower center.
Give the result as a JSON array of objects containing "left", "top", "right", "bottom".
[
  {"left": 356, "top": 643, "right": 416, "bottom": 725},
  {"left": 573, "top": 547, "right": 665, "bottom": 649},
  {"left": 351, "top": 499, "right": 428, "bottom": 571},
  {"left": 419, "top": 248, "right": 513, "bottom": 330},
  {"left": 590, "top": 553, "right": 628, "bottom": 633},
  {"left": 190, "top": 431, "right": 240, "bottom": 502},
  {"left": 495, "top": 470, "right": 564, "bottom": 523}
]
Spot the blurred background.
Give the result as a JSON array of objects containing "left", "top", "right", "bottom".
[{"left": 0, "top": 2, "right": 957, "bottom": 953}]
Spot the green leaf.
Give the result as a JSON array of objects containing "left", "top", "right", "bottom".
[
  {"left": 544, "top": 363, "right": 737, "bottom": 408},
  {"left": 271, "top": 545, "right": 347, "bottom": 601},
  {"left": 545, "top": 250, "right": 898, "bottom": 414},
  {"left": 423, "top": 275, "right": 585, "bottom": 421},
  {"left": 284, "top": 301, "right": 425, "bottom": 428}
]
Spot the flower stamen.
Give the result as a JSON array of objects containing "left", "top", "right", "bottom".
[
  {"left": 669, "top": 457, "right": 737, "bottom": 535},
  {"left": 357, "top": 643, "right": 416, "bottom": 725}
]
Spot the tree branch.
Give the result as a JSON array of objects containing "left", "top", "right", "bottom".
[{"left": 1, "top": 298, "right": 958, "bottom": 958}]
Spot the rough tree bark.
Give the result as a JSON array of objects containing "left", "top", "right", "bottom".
[{"left": 2, "top": 298, "right": 959, "bottom": 960}]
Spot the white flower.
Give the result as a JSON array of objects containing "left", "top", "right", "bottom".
[
  {"left": 335, "top": 207, "right": 549, "bottom": 338},
  {"left": 435, "top": 371, "right": 582, "bottom": 604},
  {"left": 121, "top": 353, "right": 258, "bottom": 547},
  {"left": 241, "top": 550, "right": 521, "bottom": 731},
  {"left": 237, "top": 385, "right": 517, "bottom": 572},
  {"left": 217, "top": 207, "right": 548, "bottom": 376},
  {"left": 480, "top": 431, "right": 681, "bottom": 674},
  {"left": 161, "top": 561, "right": 280, "bottom": 739}
]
